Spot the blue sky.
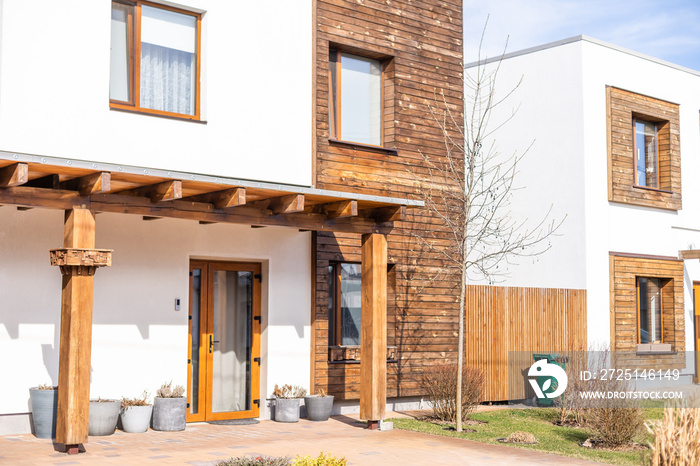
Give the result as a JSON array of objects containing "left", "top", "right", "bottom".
[{"left": 463, "top": 0, "right": 700, "bottom": 71}]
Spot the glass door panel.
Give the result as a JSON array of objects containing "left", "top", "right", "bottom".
[{"left": 211, "top": 270, "right": 253, "bottom": 413}]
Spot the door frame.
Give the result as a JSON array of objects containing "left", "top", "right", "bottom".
[
  {"left": 187, "top": 260, "right": 261, "bottom": 422},
  {"left": 694, "top": 282, "right": 700, "bottom": 384}
]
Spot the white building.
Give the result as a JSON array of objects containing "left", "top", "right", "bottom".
[{"left": 465, "top": 35, "right": 700, "bottom": 395}]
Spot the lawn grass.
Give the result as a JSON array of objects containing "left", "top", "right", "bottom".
[{"left": 390, "top": 402, "right": 664, "bottom": 466}]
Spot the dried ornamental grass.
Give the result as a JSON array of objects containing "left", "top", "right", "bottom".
[
  {"left": 121, "top": 391, "right": 151, "bottom": 409},
  {"left": 505, "top": 431, "right": 537, "bottom": 444},
  {"left": 647, "top": 401, "right": 700, "bottom": 466},
  {"left": 272, "top": 384, "right": 307, "bottom": 399},
  {"left": 157, "top": 381, "right": 185, "bottom": 398}
]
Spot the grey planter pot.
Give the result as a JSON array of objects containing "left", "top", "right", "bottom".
[
  {"left": 275, "top": 398, "right": 301, "bottom": 423},
  {"left": 304, "top": 395, "right": 334, "bottom": 421},
  {"left": 152, "top": 397, "right": 186, "bottom": 431},
  {"left": 89, "top": 400, "right": 120, "bottom": 436},
  {"left": 120, "top": 405, "right": 153, "bottom": 433},
  {"left": 29, "top": 387, "right": 58, "bottom": 439}
]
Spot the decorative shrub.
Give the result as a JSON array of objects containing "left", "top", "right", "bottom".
[
  {"left": 293, "top": 452, "right": 346, "bottom": 466},
  {"left": 420, "top": 364, "right": 484, "bottom": 422},
  {"left": 272, "top": 384, "right": 307, "bottom": 399},
  {"left": 647, "top": 400, "right": 700, "bottom": 465},
  {"left": 157, "top": 381, "right": 185, "bottom": 398},
  {"left": 217, "top": 456, "right": 291, "bottom": 466}
]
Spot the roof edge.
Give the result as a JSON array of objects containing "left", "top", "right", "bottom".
[{"left": 465, "top": 35, "right": 700, "bottom": 78}]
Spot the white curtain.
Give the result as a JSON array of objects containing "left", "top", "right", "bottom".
[{"left": 140, "top": 6, "right": 196, "bottom": 115}]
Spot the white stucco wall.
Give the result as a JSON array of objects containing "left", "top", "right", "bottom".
[
  {"left": 579, "top": 39, "right": 700, "bottom": 357},
  {"left": 0, "top": 0, "right": 313, "bottom": 185},
  {"left": 464, "top": 42, "right": 588, "bottom": 290},
  {"left": 0, "top": 208, "right": 312, "bottom": 418},
  {"left": 480, "top": 37, "right": 700, "bottom": 364}
]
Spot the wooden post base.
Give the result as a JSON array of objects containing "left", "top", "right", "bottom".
[
  {"left": 366, "top": 420, "right": 380, "bottom": 430},
  {"left": 65, "top": 444, "right": 82, "bottom": 455}
]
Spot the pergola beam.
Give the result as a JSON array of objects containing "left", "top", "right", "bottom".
[
  {"left": 363, "top": 205, "right": 406, "bottom": 223},
  {"left": 184, "top": 187, "right": 246, "bottom": 209},
  {"left": 317, "top": 199, "right": 358, "bottom": 218},
  {"left": 679, "top": 249, "right": 700, "bottom": 260},
  {"left": 247, "top": 193, "right": 305, "bottom": 215},
  {"left": 60, "top": 172, "right": 111, "bottom": 196},
  {"left": 118, "top": 180, "right": 182, "bottom": 203},
  {"left": 0, "top": 186, "right": 397, "bottom": 234},
  {"left": 0, "top": 162, "right": 28, "bottom": 187}
]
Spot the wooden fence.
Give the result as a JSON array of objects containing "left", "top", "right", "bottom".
[{"left": 465, "top": 285, "right": 587, "bottom": 401}]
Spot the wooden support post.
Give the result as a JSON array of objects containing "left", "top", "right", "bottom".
[
  {"left": 51, "top": 207, "right": 112, "bottom": 452},
  {"left": 360, "top": 233, "right": 387, "bottom": 425}
]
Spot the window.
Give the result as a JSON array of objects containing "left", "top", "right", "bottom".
[
  {"left": 637, "top": 277, "right": 663, "bottom": 343},
  {"left": 606, "top": 86, "right": 681, "bottom": 210},
  {"left": 634, "top": 120, "right": 658, "bottom": 188},
  {"left": 328, "top": 262, "right": 362, "bottom": 346},
  {"left": 110, "top": 1, "right": 200, "bottom": 119},
  {"left": 610, "top": 253, "right": 684, "bottom": 369},
  {"left": 329, "top": 51, "right": 383, "bottom": 146}
]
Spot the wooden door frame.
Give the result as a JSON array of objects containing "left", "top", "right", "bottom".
[
  {"left": 187, "top": 260, "right": 261, "bottom": 422},
  {"left": 694, "top": 282, "right": 700, "bottom": 384}
]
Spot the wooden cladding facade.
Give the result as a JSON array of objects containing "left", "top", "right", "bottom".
[
  {"left": 606, "top": 86, "right": 681, "bottom": 210},
  {"left": 609, "top": 253, "right": 685, "bottom": 370},
  {"left": 312, "top": 0, "right": 465, "bottom": 400},
  {"left": 464, "top": 285, "right": 588, "bottom": 402}
]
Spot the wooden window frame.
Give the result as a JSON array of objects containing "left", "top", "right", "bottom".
[
  {"left": 606, "top": 86, "right": 681, "bottom": 210},
  {"left": 635, "top": 276, "right": 664, "bottom": 344},
  {"left": 328, "top": 50, "right": 386, "bottom": 148},
  {"left": 328, "top": 261, "right": 361, "bottom": 347},
  {"left": 632, "top": 118, "right": 660, "bottom": 190},
  {"left": 110, "top": 0, "right": 202, "bottom": 121}
]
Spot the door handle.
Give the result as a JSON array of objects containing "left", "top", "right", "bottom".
[{"left": 209, "top": 335, "right": 220, "bottom": 353}]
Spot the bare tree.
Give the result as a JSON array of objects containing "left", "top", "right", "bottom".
[{"left": 410, "top": 31, "right": 564, "bottom": 432}]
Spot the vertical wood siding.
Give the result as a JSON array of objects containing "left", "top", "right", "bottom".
[
  {"left": 464, "top": 285, "right": 588, "bottom": 401},
  {"left": 313, "top": 0, "right": 465, "bottom": 400}
]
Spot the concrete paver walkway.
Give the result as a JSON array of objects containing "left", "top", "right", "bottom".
[{"left": 0, "top": 413, "right": 602, "bottom": 466}]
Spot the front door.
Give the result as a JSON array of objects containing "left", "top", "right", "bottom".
[
  {"left": 187, "top": 260, "right": 261, "bottom": 421},
  {"left": 694, "top": 282, "right": 700, "bottom": 384}
]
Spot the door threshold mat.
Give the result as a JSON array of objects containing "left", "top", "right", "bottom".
[{"left": 207, "top": 419, "right": 260, "bottom": 425}]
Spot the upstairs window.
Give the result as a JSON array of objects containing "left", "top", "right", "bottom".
[
  {"left": 329, "top": 51, "right": 383, "bottom": 146},
  {"left": 110, "top": 1, "right": 200, "bottom": 119},
  {"left": 634, "top": 119, "right": 658, "bottom": 188}
]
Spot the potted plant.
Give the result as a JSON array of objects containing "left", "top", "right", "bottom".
[
  {"left": 29, "top": 384, "right": 58, "bottom": 439},
  {"left": 272, "top": 384, "right": 307, "bottom": 423},
  {"left": 120, "top": 391, "right": 152, "bottom": 433},
  {"left": 152, "top": 381, "right": 186, "bottom": 431},
  {"left": 89, "top": 397, "right": 121, "bottom": 436},
  {"left": 304, "top": 388, "right": 334, "bottom": 421}
]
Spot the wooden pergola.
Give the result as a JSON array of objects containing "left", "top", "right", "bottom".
[{"left": 0, "top": 152, "right": 420, "bottom": 452}]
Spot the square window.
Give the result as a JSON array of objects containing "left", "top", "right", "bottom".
[
  {"left": 329, "top": 51, "right": 383, "bottom": 146},
  {"left": 110, "top": 1, "right": 201, "bottom": 119}
]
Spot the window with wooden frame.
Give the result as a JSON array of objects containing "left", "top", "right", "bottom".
[
  {"left": 633, "top": 119, "right": 658, "bottom": 189},
  {"left": 328, "top": 50, "right": 385, "bottom": 147},
  {"left": 606, "top": 86, "right": 681, "bottom": 210},
  {"left": 110, "top": 1, "right": 201, "bottom": 119},
  {"left": 328, "top": 262, "right": 362, "bottom": 347},
  {"left": 637, "top": 277, "right": 664, "bottom": 344},
  {"left": 609, "top": 253, "right": 685, "bottom": 370}
]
